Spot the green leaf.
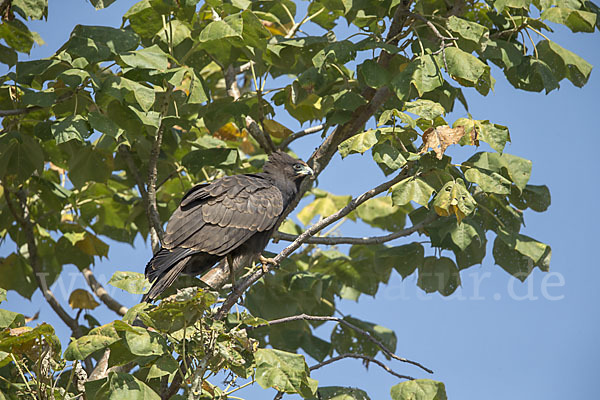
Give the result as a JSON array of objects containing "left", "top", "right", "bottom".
[
  {"left": 0, "top": 133, "right": 44, "bottom": 180},
  {"left": 181, "top": 148, "right": 240, "bottom": 174},
  {"left": 68, "top": 146, "right": 113, "bottom": 187},
  {"left": 418, "top": 257, "right": 461, "bottom": 296},
  {"left": 51, "top": 115, "right": 89, "bottom": 144},
  {"left": 444, "top": 47, "right": 492, "bottom": 95},
  {"left": 388, "top": 243, "right": 425, "bottom": 278},
  {"left": 0, "top": 254, "right": 37, "bottom": 300},
  {"left": 477, "top": 121, "right": 510, "bottom": 153},
  {"left": 493, "top": 233, "right": 551, "bottom": 281},
  {"left": 13, "top": 0, "right": 47, "bottom": 20},
  {"left": 502, "top": 153, "right": 531, "bottom": 190},
  {"left": 0, "top": 288, "right": 6, "bottom": 303},
  {"left": 120, "top": 44, "right": 169, "bottom": 70},
  {"left": 372, "top": 142, "right": 407, "bottom": 175},
  {"left": 494, "top": 0, "right": 532, "bottom": 11},
  {"left": 85, "top": 372, "right": 160, "bottom": 400},
  {"left": 147, "top": 354, "right": 178, "bottom": 379},
  {"left": 123, "top": 0, "right": 163, "bottom": 38},
  {"left": 537, "top": 40, "right": 593, "bottom": 87},
  {"left": 390, "top": 379, "right": 447, "bottom": 400},
  {"left": 255, "top": 348, "right": 318, "bottom": 398},
  {"left": 541, "top": 7, "right": 597, "bottom": 32},
  {"left": 338, "top": 130, "right": 379, "bottom": 158},
  {"left": 88, "top": 111, "right": 122, "bottom": 138},
  {"left": 199, "top": 15, "right": 243, "bottom": 42},
  {"left": 63, "top": 25, "right": 139, "bottom": 63},
  {"left": 64, "top": 332, "right": 120, "bottom": 360},
  {"left": 331, "top": 316, "right": 397, "bottom": 357},
  {"left": 358, "top": 59, "right": 390, "bottom": 88},
  {"left": 0, "top": 20, "right": 36, "bottom": 53},
  {"left": 100, "top": 76, "right": 155, "bottom": 112},
  {"left": 0, "top": 43, "right": 17, "bottom": 67},
  {"left": 403, "top": 99, "right": 445, "bottom": 120},
  {"left": 447, "top": 16, "right": 488, "bottom": 44},
  {"left": 464, "top": 167, "right": 512, "bottom": 194},
  {"left": 298, "top": 190, "right": 351, "bottom": 225},
  {"left": 0, "top": 309, "right": 24, "bottom": 329},
  {"left": 448, "top": 219, "right": 480, "bottom": 251},
  {"left": 356, "top": 196, "right": 407, "bottom": 232},
  {"left": 392, "top": 177, "right": 435, "bottom": 207},
  {"left": 312, "top": 386, "right": 371, "bottom": 400},
  {"left": 108, "top": 271, "right": 151, "bottom": 295},
  {"left": 89, "top": 0, "right": 117, "bottom": 10},
  {"left": 124, "top": 327, "right": 167, "bottom": 356},
  {"left": 511, "top": 184, "right": 551, "bottom": 212},
  {"left": 21, "top": 89, "right": 56, "bottom": 107}
]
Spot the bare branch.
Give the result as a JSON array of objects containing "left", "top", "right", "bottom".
[
  {"left": 248, "top": 313, "right": 433, "bottom": 373},
  {"left": 81, "top": 268, "right": 128, "bottom": 317},
  {"left": 310, "top": 353, "right": 415, "bottom": 380},
  {"left": 273, "top": 214, "right": 437, "bottom": 245},
  {"left": 4, "top": 189, "right": 82, "bottom": 337},
  {"left": 146, "top": 86, "right": 174, "bottom": 252},
  {"left": 88, "top": 349, "right": 110, "bottom": 381},
  {"left": 214, "top": 168, "right": 411, "bottom": 319},
  {"left": 278, "top": 124, "right": 325, "bottom": 150}
]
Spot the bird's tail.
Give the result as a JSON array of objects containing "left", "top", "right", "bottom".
[{"left": 143, "top": 247, "right": 196, "bottom": 302}]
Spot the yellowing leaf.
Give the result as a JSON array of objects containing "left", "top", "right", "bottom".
[
  {"left": 263, "top": 119, "right": 293, "bottom": 138},
  {"left": 420, "top": 125, "right": 467, "bottom": 160},
  {"left": 68, "top": 289, "right": 100, "bottom": 310},
  {"left": 215, "top": 122, "right": 246, "bottom": 140},
  {"left": 432, "top": 179, "right": 476, "bottom": 223}
]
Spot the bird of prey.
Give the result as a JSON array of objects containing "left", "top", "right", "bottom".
[{"left": 142, "top": 151, "right": 313, "bottom": 302}]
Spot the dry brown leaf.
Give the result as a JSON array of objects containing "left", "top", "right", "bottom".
[
  {"left": 68, "top": 289, "right": 100, "bottom": 310},
  {"left": 420, "top": 125, "right": 466, "bottom": 159},
  {"left": 24, "top": 311, "right": 40, "bottom": 323}
]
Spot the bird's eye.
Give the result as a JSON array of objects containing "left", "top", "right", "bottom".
[{"left": 293, "top": 164, "right": 303, "bottom": 170}]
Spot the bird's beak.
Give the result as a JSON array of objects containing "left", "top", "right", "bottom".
[{"left": 297, "top": 165, "right": 314, "bottom": 177}]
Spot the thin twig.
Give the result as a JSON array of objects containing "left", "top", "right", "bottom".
[
  {"left": 146, "top": 86, "right": 173, "bottom": 252},
  {"left": 272, "top": 214, "right": 437, "bottom": 245},
  {"left": 81, "top": 268, "right": 128, "bottom": 316},
  {"left": 310, "top": 353, "right": 415, "bottom": 380},
  {"left": 248, "top": 313, "right": 433, "bottom": 373},
  {"left": 279, "top": 124, "right": 326, "bottom": 149}
]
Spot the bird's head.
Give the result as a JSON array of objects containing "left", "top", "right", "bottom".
[{"left": 264, "top": 150, "right": 313, "bottom": 181}]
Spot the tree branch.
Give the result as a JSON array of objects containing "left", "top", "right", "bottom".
[
  {"left": 272, "top": 214, "right": 437, "bottom": 245},
  {"left": 4, "top": 189, "right": 82, "bottom": 337},
  {"left": 214, "top": 168, "right": 411, "bottom": 319},
  {"left": 81, "top": 268, "right": 128, "bottom": 317},
  {"left": 310, "top": 353, "right": 415, "bottom": 380},
  {"left": 146, "top": 86, "right": 173, "bottom": 252},
  {"left": 278, "top": 124, "right": 325, "bottom": 150},
  {"left": 247, "top": 313, "right": 433, "bottom": 373}
]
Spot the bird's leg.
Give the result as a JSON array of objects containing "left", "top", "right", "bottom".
[
  {"left": 227, "top": 255, "right": 235, "bottom": 287},
  {"left": 259, "top": 254, "right": 276, "bottom": 273}
]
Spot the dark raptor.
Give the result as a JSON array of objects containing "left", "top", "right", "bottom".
[{"left": 142, "top": 151, "right": 313, "bottom": 302}]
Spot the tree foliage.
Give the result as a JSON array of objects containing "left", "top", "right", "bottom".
[{"left": 0, "top": 0, "right": 595, "bottom": 398}]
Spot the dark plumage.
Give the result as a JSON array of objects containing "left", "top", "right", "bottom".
[{"left": 143, "top": 151, "right": 313, "bottom": 302}]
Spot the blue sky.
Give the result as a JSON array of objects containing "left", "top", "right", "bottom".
[{"left": 1, "top": 1, "right": 599, "bottom": 399}]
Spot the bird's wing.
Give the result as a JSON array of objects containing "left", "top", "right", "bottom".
[{"left": 163, "top": 174, "right": 284, "bottom": 256}]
